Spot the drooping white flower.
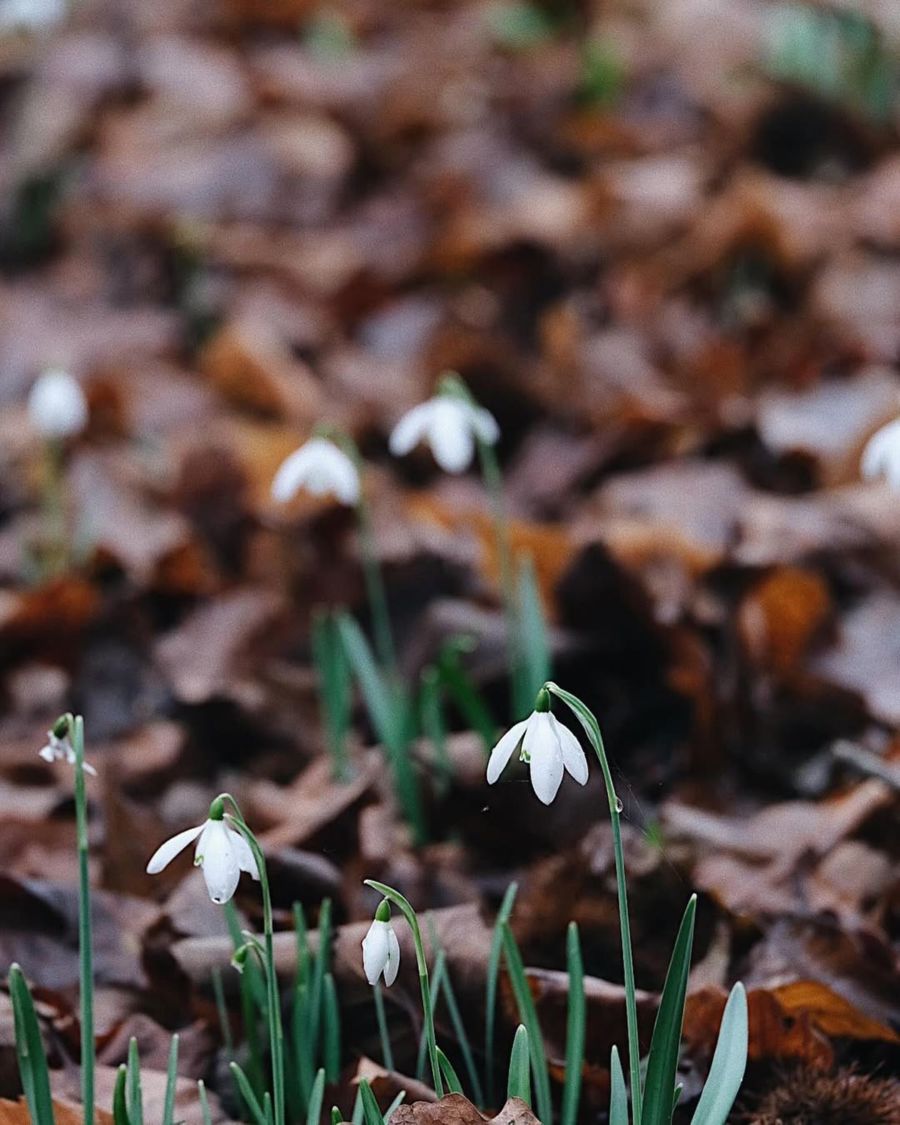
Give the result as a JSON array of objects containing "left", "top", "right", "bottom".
[
  {"left": 486, "top": 699, "right": 588, "bottom": 805},
  {"left": 861, "top": 417, "right": 900, "bottom": 491},
  {"left": 38, "top": 728, "right": 96, "bottom": 775},
  {"left": 146, "top": 804, "right": 259, "bottom": 905},
  {"left": 271, "top": 436, "right": 361, "bottom": 506},
  {"left": 389, "top": 390, "right": 499, "bottom": 474},
  {"left": 362, "top": 900, "right": 400, "bottom": 986},
  {"left": 27, "top": 369, "right": 88, "bottom": 439}
]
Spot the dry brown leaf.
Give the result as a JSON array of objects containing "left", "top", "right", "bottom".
[
  {"left": 0, "top": 1099, "right": 113, "bottom": 1124},
  {"left": 737, "top": 566, "right": 832, "bottom": 677},
  {"left": 392, "top": 1094, "right": 540, "bottom": 1125}
]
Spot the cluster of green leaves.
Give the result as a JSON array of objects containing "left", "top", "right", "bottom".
[
  {"left": 767, "top": 3, "right": 897, "bottom": 121},
  {"left": 221, "top": 899, "right": 340, "bottom": 1125},
  {"left": 315, "top": 590, "right": 550, "bottom": 843}
]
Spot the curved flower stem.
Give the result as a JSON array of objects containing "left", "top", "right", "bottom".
[
  {"left": 72, "top": 715, "right": 94, "bottom": 1125},
  {"left": 220, "top": 795, "right": 285, "bottom": 1125},
  {"left": 546, "top": 684, "right": 643, "bottom": 1125},
  {"left": 364, "top": 880, "right": 443, "bottom": 1098}
]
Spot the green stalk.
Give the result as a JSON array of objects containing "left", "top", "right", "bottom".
[
  {"left": 223, "top": 796, "right": 285, "bottom": 1125},
  {"left": 73, "top": 715, "right": 95, "bottom": 1125},
  {"left": 364, "top": 880, "right": 443, "bottom": 1097},
  {"left": 476, "top": 435, "right": 528, "bottom": 717},
  {"left": 547, "top": 684, "right": 643, "bottom": 1125},
  {"left": 42, "top": 436, "right": 68, "bottom": 577},
  {"left": 485, "top": 882, "right": 518, "bottom": 1105},
  {"left": 354, "top": 473, "right": 397, "bottom": 676},
  {"left": 373, "top": 982, "right": 394, "bottom": 1071}
]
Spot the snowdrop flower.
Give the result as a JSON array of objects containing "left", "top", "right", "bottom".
[
  {"left": 38, "top": 726, "right": 96, "bottom": 775},
  {"left": 271, "top": 436, "right": 360, "bottom": 505},
  {"left": 146, "top": 797, "right": 259, "bottom": 905},
  {"left": 861, "top": 417, "right": 900, "bottom": 491},
  {"left": 389, "top": 377, "right": 499, "bottom": 473},
  {"left": 486, "top": 688, "right": 588, "bottom": 804},
  {"left": 362, "top": 899, "right": 400, "bottom": 986},
  {"left": 27, "top": 369, "right": 88, "bottom": 439}
]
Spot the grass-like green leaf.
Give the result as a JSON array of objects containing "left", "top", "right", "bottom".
[
  {"left": 428, "top": 918, "right": 483, "bottom": 1104},
  {"left": 9, "top": 964, "right": 55, "bottom": 1125},
  {"left": 516, "top": 556, "right": 551, "bottom": 706},
  {"left": 112, "top": 1064, "right": 129, "bottom": 1125},
  {"left": 436, "top": 1047, "right": 465, "bottom": 1095},
  {"left": 126, "top": 1037, "right": 143, "bottom": 1125},
  {"left": 308, "top": 898, "right": 333, "bottom": 1065},
  {"left": 323, "top": 972, "right": 341, "bottom": 1082},
  {"left": 419, "top": 667, "right": 453, "bottom": 793},
  {"left": 642, "top": 896, "right": 697, "bottom": 1125},
  {"left": 690, "top": 983, "right": 748, "bottom": 1125},
  {"left": 307, "top": 1068, "right": 326, "bottom": 1125},
  {"left": 229, "top": 1061, "right": 269, "bottom": 1125},
  {"left": 507, "top": 1025, "right": 531, "bottom": 1106},
  {"left": 609, "top": 1046, "right": 628, "bottom": 1125},
  {"left": 485, "top": 882, "right": 518, "bottom": 1104},
  {"left": 198, "top": 1080, "right": 213, "bottom": 1125},
  {"left": 337, "top": 613, "right": 425, "bottom": 842},
  {"left": 358, "top": 1078, "right": 384, "bottom": 1125},
  {"left": 383, "top": 1091, "right": 406, "bottom": 1123},
  {"left": 434, "top": 637, "right": 496, "bottom": 752},
  {"left": 162, "top": 1034, "right": 179, "bottom": 1125},
  {"left": 561, "top": 922, "right": 585, "bottom": 1125},
  {"left": 350, "top": 1084, "right": 365, "bottom": 1125},
  {"left": 224, "top": 901, "right": 265, "bottom": 1100},
  {"left": 500, "top": 922, "right": 552, "bottom": 1125}
]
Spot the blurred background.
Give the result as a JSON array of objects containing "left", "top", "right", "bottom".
[{"left": 0, "top": 0, "right": 899, "bottom": 1118}]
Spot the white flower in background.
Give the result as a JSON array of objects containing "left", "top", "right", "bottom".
[
  {"left": 487, "top": 693, "right": 588, "bottom": 804},
  {"left": 38, "top": 728, "right": 96, "bottom": 775},
  {"left": 271, "top": 436, "right": 360, "bottom": 505},
  {"left": 362, "top": 899, "right": 400, "bottom": 986},
  {"left": 27, "top": 369, "right": 88, "bottom": 439},
  {"left": 861, "top": 417, "right": 900, "bottom": 491},
  {"left": 0, "top": 0, "right": 66, "bottom": 33},
  {"left": 146, "top": 801, "right": 259, "bottom": 905},
  {"left": 389, "top": 387, "right": 499, "bottom": 474}
]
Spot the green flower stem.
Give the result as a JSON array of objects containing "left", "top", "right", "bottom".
[
  {"left": 222, "top": 796, "right": 285, "bottom": 1125},
  {"left": 546, "top": 684, "right": 643, "bottom": 1125},
  {"left": 72, "top": 715, "right": 94, "bottom": 1125},
  {"left": 42, "top": 437, "right": 68, "bottom": 577},
  {"left": 354, "top": 489, "right": 397, "bottom": 676},
  {"left": 476, "top": 436, "right": 526, "bottom": 716},
  {"left": 373, "top": 982, "right": 394, "bottom": 1071},
  {"left": 364, "top": 880, "right": 443, "bottom": 1098}
]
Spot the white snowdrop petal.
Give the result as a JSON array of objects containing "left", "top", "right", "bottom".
[
  {"left": 146, "top": 822, "right": 205, "bottom": 874},
  {"left": 27, "top": 370, "right": 88, "bottom": 438},
  {"left": 551, "top": 714, "right": 589, "bottom": 785},
  {"left": 318, "top": 442, "right": 360, "bottom": 504},
  {"left": 389, "top": 402, "right": 434, "bottom": 457},
  {"left": 231, "top": 826, "right": 260, "bottom": 879},
  {"left": 201, "top": 821, "right": 241, "bottom": 904},
  {"left": 38, "top": 745, "right": 55, "bottom": 763},
  {"left": 486, "top": 719, "right": 529, "bottom": 784},
  {"left": 271, "top": 446, "right": 313, "bottom": 502},
  {"left": 862, "top": 418, "right": 900, "bottom": 485},
  {"left": 362, "top": 919, "right": 391, "bottom": 985},
  {"left": 469, "top": 405, "right": 500, "bottom": 445},
  {"left": 529, "top": 738, "right": 564, "bottom": 804},
  {"left": 523, "top": 712, "right": 564, "bottom": 804},
  {"left": 383, "top": 926, "right": 401, "bottom": 986},
  {"left": 429, "top": 401, "right": 474, "bottom": 473}
]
